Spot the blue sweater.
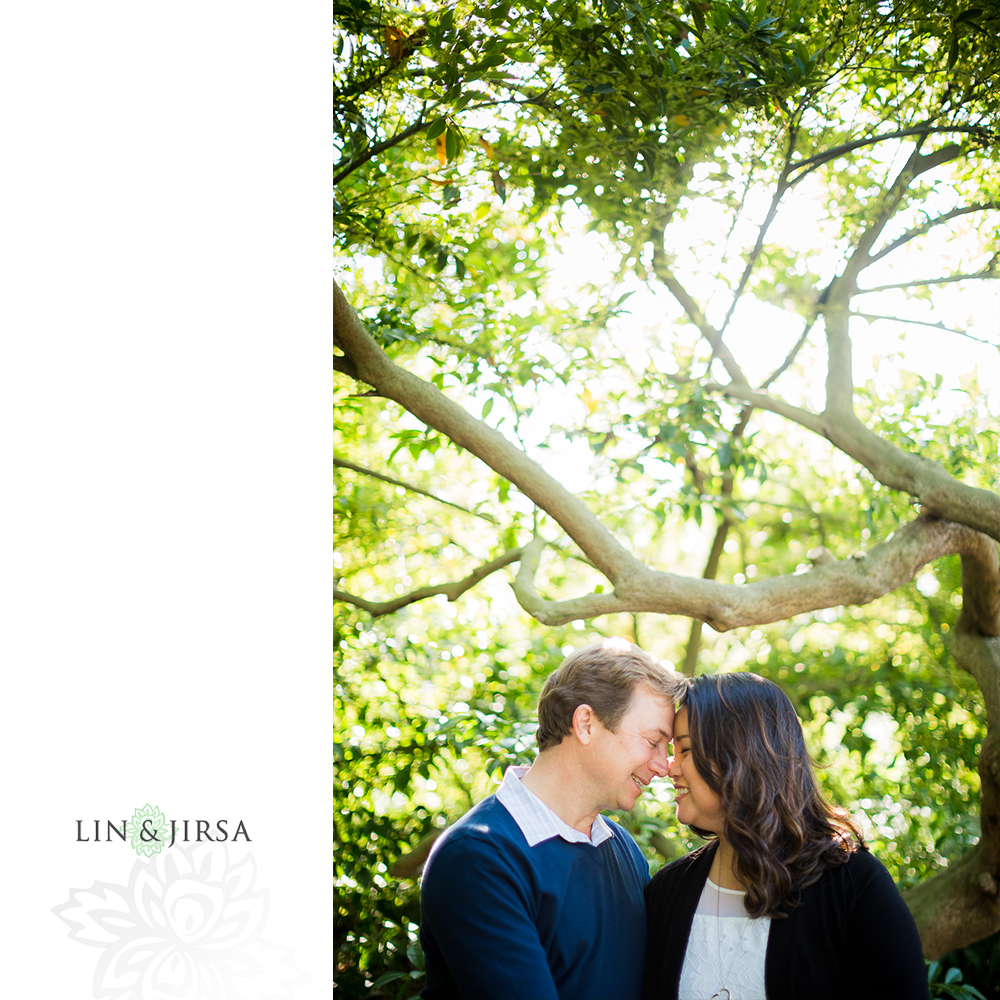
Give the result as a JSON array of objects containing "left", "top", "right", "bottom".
[{"left": 420, "top": 794, "right": 650, "bottom": 1000}]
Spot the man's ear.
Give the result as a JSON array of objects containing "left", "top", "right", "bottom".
[{"left": 572, "top": 703, "right": 596, "bottom": 745}]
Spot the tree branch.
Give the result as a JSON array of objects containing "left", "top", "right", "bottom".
[
  {"left": 842, "top": 143, "right": 966, "bottom": 296},
  {"left": 718, "top": 131, "right": 798, "bottom": 336},
  {"left": 915, "top": 499, "right": 1000, "bottom": 959},
  {"left": 333, "top": 456, "right": 498, "bottom": 522},
  {"left": 649, "top": 227, "right": 750, "bottom": 387},
  {"left": 868, "top": 203, "right": 999, "bottom": 265},
  {"left": 850, "top": 312, "right": 995, "bottom": 345},
  {"left": 335, "top": 58, "right": 403, "bottom": 101},
  {"left": 334, "top": 352, "right": 361, "bottom": 380},
  {"left": 856, "top": 268, "right": 1000, "bottom": 294},
  {"left": 333, "top": 280, "right": 648, "bottom": 584},
  {"left": 510, "top": 532, "right": 656, "bottom": 624},
  {"left": 690, "top": 379, "right": 827, "bottom": 436},
  {"left": 511, "top": 515, "right": 992, "bottom": 631},
  {"left": 681, "top": 407, "right": 752, "bottom": 675},
  {"left": 333, "top": 116, "right": 429, "bottom": 188},
  {"left": 804, "top": 139, "right": 1000, "bottom": 543},
  {"left": 760, "top": 319, "right": 816, "bottom": 391},
  {"left": 907, "top": 531, "right": 1000, "bottom": 958},
  {"left": 785, "top": 125, "right": 990, "bottom": 184},
  {"left": 710, "top": 374, "right": 1000, "bottom": 542},
  {"left": 334, "top": 548, "right": 524, "bottom": 618}
]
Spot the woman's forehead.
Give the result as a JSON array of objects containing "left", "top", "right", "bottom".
[{"left": 672, "top": 707, "right": 689, "bottom": 738}]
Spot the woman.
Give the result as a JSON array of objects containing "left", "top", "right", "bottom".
[{"left": 643, "top": 672, "right": 929, "bottom": 1000}]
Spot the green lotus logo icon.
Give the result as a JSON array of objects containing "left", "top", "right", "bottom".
[{"left": 128, "top": 803, "right": 169, "bottom": 857}]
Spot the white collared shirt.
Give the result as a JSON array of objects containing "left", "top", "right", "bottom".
[{"left": 495, "top": 765, "right": 615, "bottom": 847}]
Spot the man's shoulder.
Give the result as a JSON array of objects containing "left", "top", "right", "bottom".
[
  {"left": 598, "top": 817, "right": 645, "bottom": 856},
  {"left": 448, "top": 793, "right": 519, "bottom": 834},
  {"left": 426, "top": 795, "right": 524, "bottom": 861},
  {"left": 601, "top": 815, "right": 639, "bottom": 840}
]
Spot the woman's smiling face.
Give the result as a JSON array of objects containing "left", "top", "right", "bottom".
[{"left": 668, "top": 707, "right": 725, "bottom": 835}]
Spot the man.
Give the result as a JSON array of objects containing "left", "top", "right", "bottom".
[{"left": 419, "top": 638, "right": 687, "bottom": 1000}]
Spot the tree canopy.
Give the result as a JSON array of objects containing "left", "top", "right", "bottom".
[{"left": 335, "top": 0, "right": 1000, "bottom": 989}]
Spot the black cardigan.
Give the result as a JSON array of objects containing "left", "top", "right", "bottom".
[{"left": 643, "top": 841, "right": 930, "bottom": 1000}]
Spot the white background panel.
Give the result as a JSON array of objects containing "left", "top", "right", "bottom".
[{"left": 1, "top": 4, "right": 330, "bottom": 995}]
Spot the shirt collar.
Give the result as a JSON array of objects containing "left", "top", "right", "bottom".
[{"left": 495, "top": 765, "right": 614, "bottom": 847}]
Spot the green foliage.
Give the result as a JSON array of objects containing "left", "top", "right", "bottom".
[
  {"left": 928, "top": 955, "right": 991, "bottom": 1000},
  {"left": 335, "top": 591, "right": 595, "bottom": 993},
  {"left": 748, "top": 586, "right": 984, "bottom": 884},
  {"left": 936, "top": 932, "right": 1000, "bottom": 999},
  {"left": 336, "top": 0, "right": 1000, "bottom": 979}
]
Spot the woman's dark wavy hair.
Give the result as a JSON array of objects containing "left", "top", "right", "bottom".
[{"left": 682, "top": 672, "right": 864, "bottom": 919}]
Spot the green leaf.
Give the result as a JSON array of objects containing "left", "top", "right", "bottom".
[
  {"left": 482, "top": 397, "right": 494, "bottom": 419},
  {"left": 371, "top": 972, "right": 405, "bottom": 988},
  {"left": 445, "top": 128, "right": 458, "bottom": 162},
  {"left": 955, "top": 8, "right": 984, "bottom": 25},
  {"left": 947, "top": 34, "right": 960, "bottom": 70},
  {"left": 407, "top": 940, "right": 426, "bottom": 970},
  {"left": 425, "top": 116, "right": 447, "bottom": 141}
]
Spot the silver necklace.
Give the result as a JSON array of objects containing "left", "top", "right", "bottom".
[{"left": 711, "top": 878, "right": 751, "bottom": 1000}]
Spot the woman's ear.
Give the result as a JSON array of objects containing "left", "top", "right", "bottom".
[{"left": 572, "top": 703, "right": 596, "bottom": 745}]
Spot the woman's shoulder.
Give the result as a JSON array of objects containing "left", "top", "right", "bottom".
[
  {"left": 806, "top": 841, "right": 900, "bottom": 899},
  {"left": 825, "top": 841, "right": 884, "bottom": 874},
  {"left": 840, "top": 842, "right": 897, "bottom": 883},
  {"left": 647, "top": 842, "right": 715, "bottom": 891}
]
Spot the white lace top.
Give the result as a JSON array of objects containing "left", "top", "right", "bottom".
[{"left": 678, "top": 879, "right": 771, "bottom": 1000}]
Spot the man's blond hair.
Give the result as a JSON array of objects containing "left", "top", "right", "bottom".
[{"left": 536, "top": 638, "right": 688, "bottom": 751}]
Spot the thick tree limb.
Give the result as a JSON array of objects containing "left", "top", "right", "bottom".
[
  {"left": 334, "top": 548, "right": 524, "bottom": 618},
  {"left": 786, "top": 142, "right": 1000, "bottom": 543},
  {"left": 954, "top": 534, "right": 1000, "bottom": 724},
  {"left": 905, "top": 833, "right": 1000, "bottom": 959},
  {"left": 509, "top": 515, "right": 991, "bottom": 630},
  {"left": 333, "top": 280, "right": 648, "bottom": 584},
  {"left": 908, "top": 534, "right": 1000, "bottom": 958},
  {"left": 334, "top": 352, "right": 361, "bottom": 380},
  {"left": 711, "top": 378, "right": 1000, "bottom": 542}
]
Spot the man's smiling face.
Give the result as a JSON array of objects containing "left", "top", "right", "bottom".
[{"left": 587, "top": 683, "right": 675, "bottom": 813}]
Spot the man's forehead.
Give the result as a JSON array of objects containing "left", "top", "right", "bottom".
[{"left": 629, "top": 685, "right": 676, "bottom": 734}]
